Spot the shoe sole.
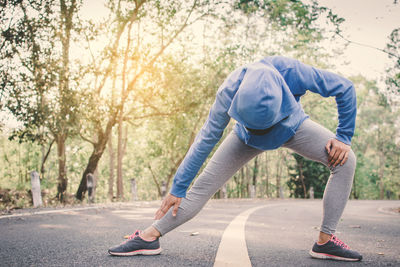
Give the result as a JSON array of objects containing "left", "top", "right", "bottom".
[
  {"left": 109, "top": 248, "right": 162, "bottom": 256},
  {"left": 309, "top": 250, "right": 362, "bottom": 261}
]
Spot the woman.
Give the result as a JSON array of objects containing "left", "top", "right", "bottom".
[{"left": 108, "top": 56, "right": 362, "bottom": 261}]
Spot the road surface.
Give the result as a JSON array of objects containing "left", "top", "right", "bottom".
[{"left": 0, "top": 199, "right": 399, "bottom": 266}]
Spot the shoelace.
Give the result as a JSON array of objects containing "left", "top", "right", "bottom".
[
  {"left": 120, "top": 230, "right": 140, "bottom": 245},
  {"left": 127, "top": 230, "right": 141, "bottom": 240},
  {"left": 331, "top": 235, "right": 350, "bottom": 249}
]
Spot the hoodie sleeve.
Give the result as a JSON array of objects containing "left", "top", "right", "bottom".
[
  {"left": 169, "top": 68, "right": 246, "bottom": 198},
  {"left": 289, "top": 58, "right": 357, "bottom": 145}
]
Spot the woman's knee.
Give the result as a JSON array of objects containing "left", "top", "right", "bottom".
[
  {"left": 336, "top": 149, "right": 356, "bottom": 174},
  {"left": 347, "top": 149, "right": 356, "bottom": 169}
]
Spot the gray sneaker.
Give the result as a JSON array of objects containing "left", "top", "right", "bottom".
[
  {"left": 108, "top": 231, "right": 162, "bottom": 256},
  {"left": 309, "top": 235, "right": 362, "bottom": 261}
]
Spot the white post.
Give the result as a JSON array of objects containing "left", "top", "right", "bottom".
[
  {"left": 309, "top": 186, "right": 314, "bottom": 199},
  {"left": 30, "top": 171, "right": 42, "bottom": 207},
  {"left": 249, "top": 185, "right": 256, "bottom": 199},
  {"left": 222, "top": 183, "right": 228, "bottom": 199}
]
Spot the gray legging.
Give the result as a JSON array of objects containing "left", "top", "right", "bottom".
[{"left": 152, "top": 119, "right": 356, "bottom": 235}]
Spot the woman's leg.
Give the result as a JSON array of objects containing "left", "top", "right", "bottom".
[
  {"left": 282, "top": 119, "right": 356, "bottom": 236},
  {"left": 152, "top": 131, "right": 263, "bottom": 236}
]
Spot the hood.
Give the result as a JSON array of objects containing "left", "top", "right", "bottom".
[{"left": 227, "top": 61, "right": 298, "bottom": 130}]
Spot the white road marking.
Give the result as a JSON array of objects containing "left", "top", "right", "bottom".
[
  {"left": 0, "top": 203, "right": 147, "bottom": 220},
  {"left": 213, "top": 204, "right": 281, "bottom": 267},
  {"left": 0, "top": 206, "right": 103, "bottom": 219}
]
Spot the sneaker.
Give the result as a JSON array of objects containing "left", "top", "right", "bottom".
[
  {"left": 108, "top": 231, "right": 162, "bottom": 256},
  {"left": 309, "top": 235, "right": 362, "bottom": 261}
]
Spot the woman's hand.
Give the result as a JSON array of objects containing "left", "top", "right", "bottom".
[
  {"left": 154, "top": 193, "right": 182, "bottom": 220},
  {"left": 325, "top": 138, "right": 351, "bottom": 167}
]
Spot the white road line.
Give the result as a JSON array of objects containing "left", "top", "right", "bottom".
[
  {"left": 0, "top": 206, "right": 104, "bottom": 219},
  {"left": 0, "top": 203, "right": 142, "bottom": 220},
  {"left": 213, "top": 204, "right": 281, "bottom": 267}
]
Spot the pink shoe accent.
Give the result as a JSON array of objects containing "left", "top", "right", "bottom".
[{"left": 331, "top": 235, "right": 350, "bottom": 249}]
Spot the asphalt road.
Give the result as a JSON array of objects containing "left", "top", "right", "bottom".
[{"left": 0, "top": 199, "right": 399, "bottom": 267}]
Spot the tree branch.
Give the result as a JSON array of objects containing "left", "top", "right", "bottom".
[
  {"left": 96, "top": 0, "right": 146, "bottom": 95},
  {"left": 79, "top": 131, "right": 96, "bottom": 145},
  {"left": 124, "top": 0, "right": 200, "bottom": 96},
  {"left": 40, "top": 139, "right": 55, "bottom": 175},
  {"left": 336, "top": 32, "right": 400, "bottom": 60},
  {"left": 148, "top": 164, "right": 162, "bottom": 197},
  {"left": 128, "top": 109, "right": 185, "bottom": 121}
]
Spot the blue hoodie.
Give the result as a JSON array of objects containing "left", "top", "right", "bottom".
[{"left": 170, "top": 56, "right": 357, "bottom": 198}]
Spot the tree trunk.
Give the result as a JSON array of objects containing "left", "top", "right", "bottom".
[
  {"left": 352, "top": 175, "right": 358, "bottom": 199},
  {"left": 245, "top": 164, "right": 250, "bottom": 198},
  {"left": 276, "top": 151, "right": 284, "bottom": 199},
  {"left": 93, "top": 167, "right": 98, "bottom": 201},
  {"left": 41, "top": 145, "right": 45, "bottom": 178},
  {"left": 116, "top": 116, "right": 124, "bottom": 200},
  {"left": 76, "top": 144, "right": 104, "bottom": 200},
  {"left": 250, "top": 156, "right": 258, "bottom": 198},
  {"left": 240, "top": 167, "right": 245, "bottom": 198},
  {"left": 276, "top": 154, "right": 281, "bottom": 198},
  {"left": 297, "top": 159, "right": 307, "bottom": 198},
  {"left": 265, "top": 153, "right": 270, "bottom": 198},
  {"left": 56, "top": 133, "right": 68, "bottom": 202},
  {"left": 148, "top": 164, "right": 163, "bottom": 197},
  {"left": 377, "top": 126, "right": 386, "bottom": 200},
  {"left": 76, "top": 120, "right": 114, "bottom": 200},
  {"left": 233, "top": 175, "right": 239, "bottom": 198},
  {"left": 40, "top": 140, "right": 54, "bottom": 180},
  {"left": 379, "top": 152, "right": 386, "bottom": 200},
  {"left": 108, "top": 133, "right": 115, "bottom": 201},
  {"left": 276, "top": 174, "right": 281, "bottom": 198},
  {"left": 56, "top": 0, "right": 76, "bottom": 202}
]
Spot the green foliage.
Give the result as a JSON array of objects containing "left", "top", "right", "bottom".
[
  {"left": 217, "top": 0, "right": 346, "bottom": 65},
  {"left": 235, "top": 0, "right": 330, "bottom": 32},
  {"left": 351, "top": 76, "right": 400, "bottom": 199},
  {"left": 385, "top": 27, "right": 400, "bottom": 100},
  {"left": 0, "top": 0, "right": 83, "bottom": 142},
  {"left": 287, "top": 153, "right": 330, "bottom": 198}
]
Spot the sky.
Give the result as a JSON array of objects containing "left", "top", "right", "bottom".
[{"left": 317, "top": 0, "right": 399, "bottom": 79}]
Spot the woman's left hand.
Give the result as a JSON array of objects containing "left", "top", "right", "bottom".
[
  {"left": 154, "top": 193, "right": 182, "bottom": 220},
  {"left": 325, "top": 139, "right": 351, "bottom": 167}
]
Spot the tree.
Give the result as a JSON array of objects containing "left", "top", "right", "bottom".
[
  {"left": 352, "top": 76, "right": 400, "bottom": 199},
  {"left": 287, "top": 154, "right": 330, "bottom": 198},
  {"left": 75, "top": 0, "right": 213, "bottom": 200},
  {"left": 214, "top": 0, "right": 346, "bottom": 66},
  {"left": 385, "top": 27, "right": 400, "bottom": 97},
  {"left": 54, "top": 0, "right": 80, "bottom": 201},
  {"left": 0, "top": 0, "right": 81, "bottom": 201}
]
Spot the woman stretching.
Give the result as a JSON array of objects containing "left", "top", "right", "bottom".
[{"left": 108, "top": 56, "right": 362, "bottom": 262}]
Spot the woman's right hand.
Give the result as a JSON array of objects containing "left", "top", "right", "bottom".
[{"left": 154, "top": 193, "right": 182, "bottom": 220}]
